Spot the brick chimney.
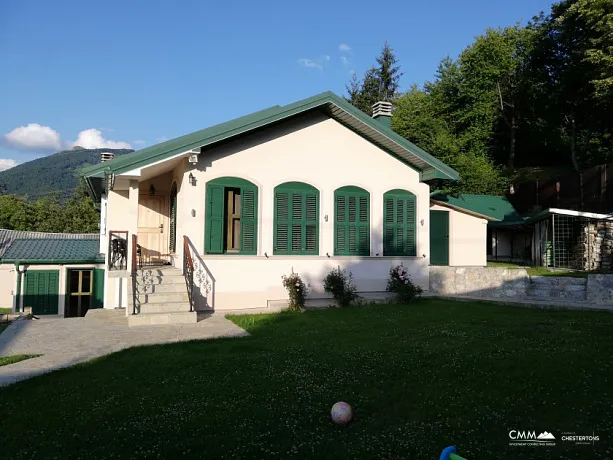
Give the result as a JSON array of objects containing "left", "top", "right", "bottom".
[{"left": 372, "top": 101, "right": 393, "bottom": 128}]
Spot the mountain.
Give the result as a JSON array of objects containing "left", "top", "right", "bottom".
[{"left": 0, "top": 148, "right": 134, "bottom": 200}]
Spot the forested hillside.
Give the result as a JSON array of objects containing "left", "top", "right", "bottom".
[{"left": 0, "top": 148, "right": 133, "bottom": 200}]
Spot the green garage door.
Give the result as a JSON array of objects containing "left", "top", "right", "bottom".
[
  {"left": 430, "top": 210, "right": 450, "bottom": 266},
  {"left": 24, "top": 270, "right": 60, "bottom": 315}
]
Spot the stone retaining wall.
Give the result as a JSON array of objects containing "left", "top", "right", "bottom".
[
  {"left": 429, "top": 267, "right": 529, "bottom": 298},
  {"left": 429, "top": 267, "right": 613, "bottom": 305}
]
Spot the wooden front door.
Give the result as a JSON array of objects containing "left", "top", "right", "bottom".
[{"left": 138, "top": 195, "right": 167, "bottom": 264}]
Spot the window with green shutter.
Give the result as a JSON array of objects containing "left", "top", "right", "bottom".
[
  {"left": 383, "top": 189, "right": 417, "bottom": 256},
  {"left": 274, "top": 182, "right": 319, "bottom": 255},
  {"left": 335, "top": 186, "right": 370, "bottom": 256},
  {"left": 205, "top": 177, "right": 258, "bottom": 255}
]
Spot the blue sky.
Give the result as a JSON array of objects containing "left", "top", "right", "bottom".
[{"left": 0, "top": 0, "right": 554, "bottom": 171}]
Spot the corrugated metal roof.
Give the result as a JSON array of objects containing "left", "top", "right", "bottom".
[
  {"left": 81, "top": 91, "right": 459, "bottom": 194},
  {"left": 0, "top": 237, "right": 103, "bottom": 263},
  {"left": 0, "top": 229, "right": 99, "bottom": 258}
]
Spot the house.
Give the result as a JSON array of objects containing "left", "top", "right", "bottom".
[
  {"left": 70, "top": 91, "right": 473, "bottom": 324},
  {"left": 0, "top": 230, "right": 105, "bottom": 316}
]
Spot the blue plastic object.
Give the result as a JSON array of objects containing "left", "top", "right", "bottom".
[{"left": 439, "top": 446, "right": 456, "bottom": 460}]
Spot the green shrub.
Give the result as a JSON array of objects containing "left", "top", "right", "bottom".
[
  {"left": 323, "top": 267, "right": 358, "bottom": 307},
  {"left": 282, "top": 272, "right": 308, "bottom": 311},
  {"left": 386, "top": 265, "right": 422, "bottom": 304}
]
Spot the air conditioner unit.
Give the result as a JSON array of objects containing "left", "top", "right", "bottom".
[{"left": 188, "top": 154, "right": 198, "bottom": 164}]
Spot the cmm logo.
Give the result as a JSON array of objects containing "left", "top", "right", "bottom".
[{"left": 509, "top": 430, "right": 556, "bottom": 446}]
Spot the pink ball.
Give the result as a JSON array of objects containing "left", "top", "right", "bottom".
[{"left": 331, "top": 401, "right": 353, "bottom": 425}]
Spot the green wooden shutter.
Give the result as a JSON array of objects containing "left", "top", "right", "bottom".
[
  {"left": 335, "top": 186, "right": 369, "bottom": 256},
  {"left": 383, "top": 190, "right": 416, "bottom": 256},
  {"left": 274, "top": 191, "right": 290, "bottom": 254},
  {"left": 92, "top": 268, "right": 105, "bottom": 309},
  {"left": 240, "top": 186, "right": 258, "bottom": 254},
  {"left": 205, "top": 184, "right": 225, "bottom": 254},
  {"left": 24, "top": 270, "right": 59, "bottom": 315},
  {"left": 274, "top": 182, "right": 318, "bottom": 255}
]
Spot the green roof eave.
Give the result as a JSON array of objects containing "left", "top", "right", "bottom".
[
  {"left": 0, "top": 257, "right": 105, "bottom": 265},
  {"left": 80, "top": 91, "right": 459, "bottom": 181}
]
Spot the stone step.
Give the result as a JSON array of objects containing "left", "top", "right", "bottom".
[
  {"left": 128, "top": 311, "right": 198, "bottom": 326},
  {"left": 529, "top": 276, "right": 587, "bottom": 286},
  {"left": 136, "top": 292, "right": 190, "bottom": 304},
  {"left": 526, "top": 288, "right": 587, "bottom": 300},
  {"left": 129, "top": 274, "right": 186, "bottom": 287},
  {"left": 136, "top": 302, "right": 192, "bottom": 314},
  {"left": 147, "top": 283, "right": 188, "bottom": 293}
]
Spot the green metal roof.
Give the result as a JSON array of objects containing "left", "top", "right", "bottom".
[
  {"left": 81, "top": 91, "right": 459, "bottom": 193},
  {"left": 430, "top": 193, "right": 525, "bottom": 224},
  {"left": 0, "top": 238, "right": 104, "bottom": 264}
]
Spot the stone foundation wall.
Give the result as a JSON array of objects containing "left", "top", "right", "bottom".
[
  {"left": 586, "top": 274, "right": 613, "bottom": 305},
  {"left": 429, "top": 267, "right": 529, "bottom": 298}
]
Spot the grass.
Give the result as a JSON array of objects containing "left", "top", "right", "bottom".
[
  {"left": 0, "top": 300, "right": 612, "bottom": 459},
  {"left": 0, "top": 308, "right": 12, "bottom": 314},
  {"left": 0, "top": 354, "right": 38, "bottom": 367},
  {"left": 487, "top": 261, "right": 590, "bottom": 278}
]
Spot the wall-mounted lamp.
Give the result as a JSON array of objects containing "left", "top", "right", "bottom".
[
  {"left": 189, "top": 172, "right": 196, "bottom": 185},
  {"left": 149, "top": 184, "right": 155, "bottom": 195},
  {"left": 420, "top": 219, "right": 425, "bottom": 226},
  {"left": 191, "top": 209, "right": 196, "bottom": 217},
  {"left": 265, "top": 252, "right": 269, "bottom": 258},
  {"left": 324, "top": 215, "right": 328, "bottom": 222},
  {"left": 326, "top": 252, "right": 330, "bottom": 258}
]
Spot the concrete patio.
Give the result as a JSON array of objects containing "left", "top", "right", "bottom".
[{"left": 0, "top": 309, "right": 248, "bottom": 387}]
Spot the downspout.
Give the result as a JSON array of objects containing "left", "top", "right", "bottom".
[{"left": 14, "top": 262, "right": 22, "bottom": 313}]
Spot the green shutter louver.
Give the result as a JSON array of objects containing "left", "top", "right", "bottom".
[
  {"left": 274, "top": 182, "right": 319, "bottom": 255},
  {"left": 334, "top": 186, "right": 370, "bottom": 256},
  {"left": 93, "top": 268, "right": 105, "bottom": 309},
  {"left": 383, "top": 189, "right": 417, "bottom": 256},
  {"left": 205, "top": 183, "right": 225, "bottom": 254},
  {"left": 240, "top": 186, "right": 258, "bottom": 254}
]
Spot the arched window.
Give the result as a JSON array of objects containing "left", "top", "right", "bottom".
[
  {"left": 205, "top": 177, "right": 258, "bottom": 254},
  {"left": 169, "top": 182, "right": 178, "bottom": 253},
  {"left": 334, "top": 186, "right": 370, "bottom": 256},
  {"left": 274, "top": 182, "right": 319, "bottom": 255},
  {"left": 383, "top": 189, "right": 417, "bottom": 256}
]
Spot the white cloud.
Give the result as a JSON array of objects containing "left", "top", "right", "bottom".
[
  {"left": 133, "top": 139, "right": 146, "bottom": 146},
  {"left": 298, "top": 58, "right": 323, "bottom": 70},
  {"left": 0, "top": 159, "right": 18, "bottom": 171},
  {"left": 340, "top": 56, "right": 351, "bottom": 66},
  {"left": 339, "top": 43, "right": 352, "bottom": 52},
  {"left": 3, "top": 123, "right": 61, "bottom": 151},
  {"left": 72, "top": 129, "right": 132, "bottom": 149},
  {"left": 323, "top": 55, "right": 330, "bottom": 61}
]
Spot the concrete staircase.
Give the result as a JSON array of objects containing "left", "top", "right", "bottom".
[
  {"left": 127, "top": 266, "right": 198, "bottom": 326},
  {"left": 526, "top": 276, "right": 587, "bottom": 302}
]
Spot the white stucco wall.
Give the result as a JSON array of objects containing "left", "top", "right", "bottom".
[
  {"left": 104, "top": 112, "right": 435, "bottom": 310},
  {"left": 430, "top": 204, "right": 488, "bottom": 267},
  {"left": 0, "top": 265, "right": 17, "bottom": 310}
]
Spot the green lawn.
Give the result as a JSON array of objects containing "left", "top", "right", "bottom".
[
  {"left": 0, "top": 354, "right": 38, "bottom": 367},
  {"left": 0, "top": 300, "right": 612, "bottom": 459},
  {"left": 487, "top": 261, "right": 590, "bottom": 278},
  {"left": 0, "top": 308, "right": 12, "bottom": 314}
]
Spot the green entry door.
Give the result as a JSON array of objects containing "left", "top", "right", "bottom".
[
  {"left": 23, "top": 270, "right": 60, "bottom": 315},
  {"left": 430, "top": 210, "right": 449, "bottom": 266}
]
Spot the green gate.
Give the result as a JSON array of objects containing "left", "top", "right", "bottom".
[
  {"left": 430, "top": 210, "right": 450, "bottom": 266},
  {"left": 23, "top": 270, "right": 60, "bottom": 315}
]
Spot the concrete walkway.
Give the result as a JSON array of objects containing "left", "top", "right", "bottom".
[{"left": 0, "top": 309, "right": 248, "bottom": 387}]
